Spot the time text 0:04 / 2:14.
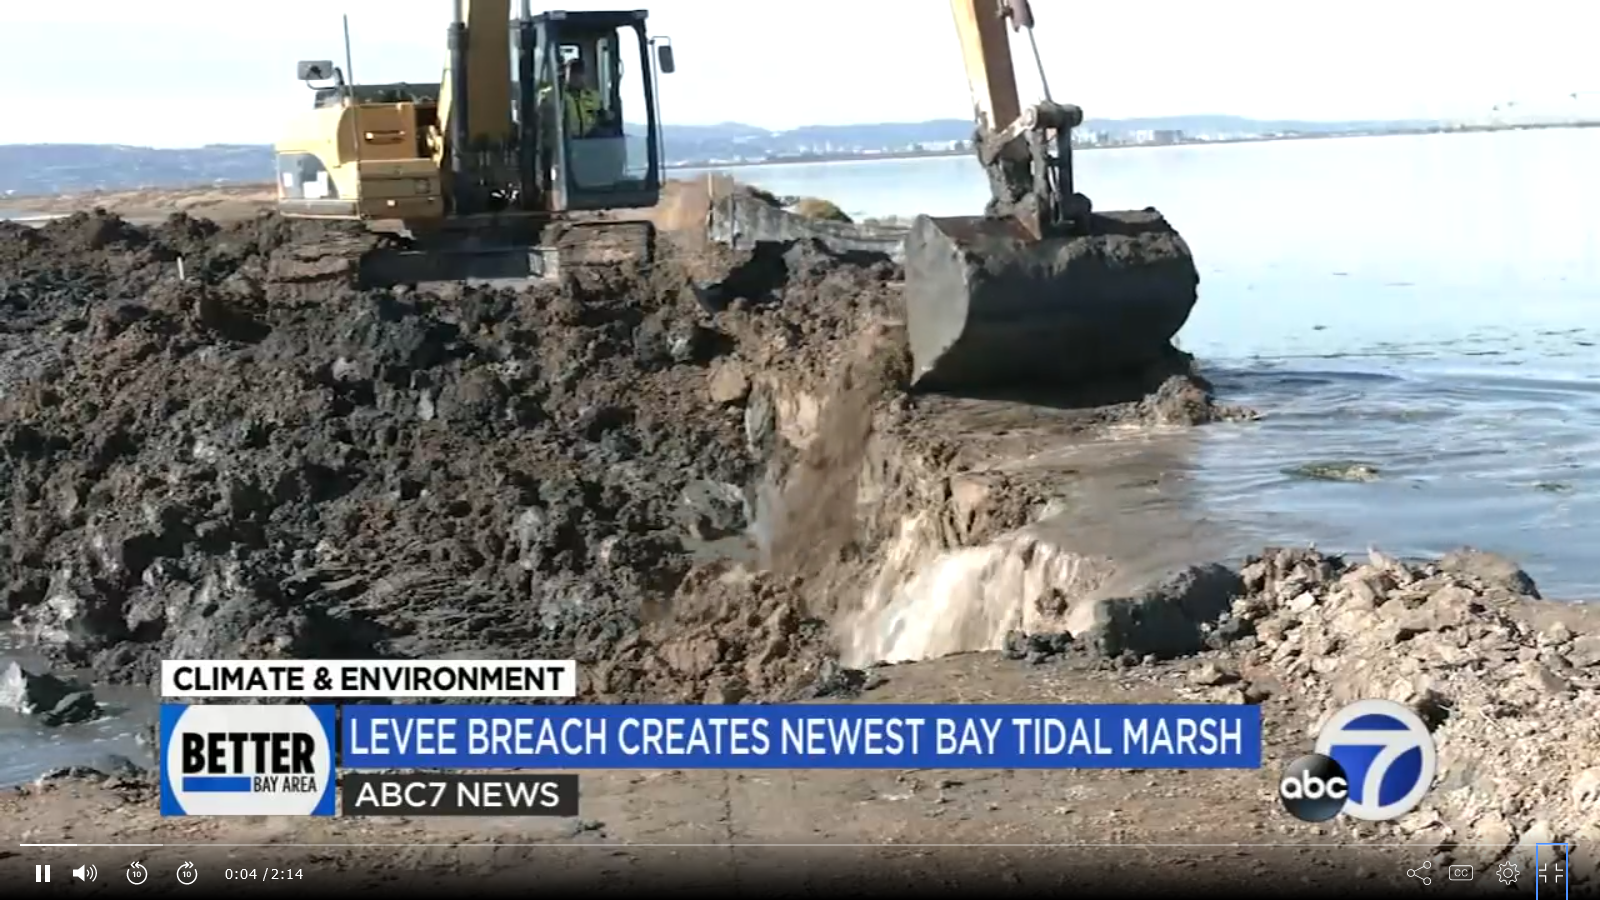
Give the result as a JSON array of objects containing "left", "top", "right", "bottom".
[{"left": 224, "top": 869, "right": 305, "bottom": 880}]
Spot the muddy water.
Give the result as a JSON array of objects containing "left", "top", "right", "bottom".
[
  {"left": 718, "top": 127, "right": 1600, "bottom": 601},
  {"left": 0, "top": 633, "right": 157, "bottom": 786}
]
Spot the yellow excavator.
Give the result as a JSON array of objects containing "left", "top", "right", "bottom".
[
  {"left": 273, "top": 0, "right": 1198, "bottom": 394},
  {"left": 274, "top": 1, "right": 673, "bottom": 283}
]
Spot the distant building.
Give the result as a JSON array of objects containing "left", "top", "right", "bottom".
[{"left": 1125, "top": 129, "right": 1186, "bottom": 145}]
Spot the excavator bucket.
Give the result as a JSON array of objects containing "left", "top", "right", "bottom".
[{"left": 901, "top": 208, "right": 1200, "bottom": 393}]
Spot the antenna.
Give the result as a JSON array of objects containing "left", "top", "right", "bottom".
[
  {"left": 342, "top": 14, "right": 357, "bottom": 88},
  {"left": 343, "top": 14, "right": 363, "bottom": 211}
]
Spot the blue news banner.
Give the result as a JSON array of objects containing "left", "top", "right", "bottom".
[
  {"left": 340, "top": 704, "right": 1262, "bottom": 769},
  {"left": 160, "top": 704, "right": 1259, "bottom": 817}
]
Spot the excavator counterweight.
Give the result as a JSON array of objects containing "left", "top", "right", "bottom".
[{"left": 902, "top": 0, "right": 1199, "bottom": 392}]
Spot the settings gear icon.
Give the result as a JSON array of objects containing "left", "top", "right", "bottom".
[{"left": 1496, "top": 861, "right": 1520, "bottom": 885}]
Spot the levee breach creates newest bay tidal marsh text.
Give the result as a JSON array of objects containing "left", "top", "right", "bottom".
[{"left": 340, "top": 705, "right": 1264, "bottom": 769}]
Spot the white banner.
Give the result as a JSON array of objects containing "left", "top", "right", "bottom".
[{"left": 160, "top": 659, "right": 577, "bottom": 698}]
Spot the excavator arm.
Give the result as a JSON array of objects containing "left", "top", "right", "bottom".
[
  {"left": 897, "top": 0, "right": 1200, "bottom": 393},
  {"left": 947, "top": 0, "right": 1088, "bottom": 239},
  {"left": 702, "top": 0, "right": 1198, "bottom": 395}
]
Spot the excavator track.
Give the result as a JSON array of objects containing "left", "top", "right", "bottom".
[
  {"left": 549, "top": 219, "right": 656, "bottom": 272},
  {"left": 328, "top": 219, "right": 657, "bottom": 290}
]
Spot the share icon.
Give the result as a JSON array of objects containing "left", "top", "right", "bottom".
[{"left": 1407, "top": 859, "right": 1433, "bottom": 886}]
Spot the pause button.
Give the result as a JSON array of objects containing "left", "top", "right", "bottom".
[{"left": 35, "top": 864, "right": 52, "bottom": 882}]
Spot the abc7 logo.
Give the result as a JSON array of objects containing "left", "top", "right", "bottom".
[{"left": 1278, "top": 700, "right": 1437, "bottom": 823}]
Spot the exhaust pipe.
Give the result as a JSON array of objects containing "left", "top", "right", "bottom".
[{"left": 448, "top": 0, "right": 470, "bottom": 212}]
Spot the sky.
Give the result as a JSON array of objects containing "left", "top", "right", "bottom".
[{"left": 1, "top": 0, "right": 1596, "bottom": 147}]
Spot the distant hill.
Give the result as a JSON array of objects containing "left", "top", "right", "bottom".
[{"left": 0, "top": 116, "right": 1442, "bottom": 198}]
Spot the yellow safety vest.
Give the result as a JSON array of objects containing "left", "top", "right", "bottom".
[{"left": 564, "top": 89, "right": 602, "bottom": 136}]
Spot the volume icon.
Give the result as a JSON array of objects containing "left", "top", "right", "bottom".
[{"left": 74, "top": 864, "right": 99, "bottom": 881}]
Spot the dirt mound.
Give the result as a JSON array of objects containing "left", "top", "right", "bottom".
[
  {"left": 1162, "top": 546, "right": 1600, "bottom": 874},
  {"left": 0, "top": 211, "right": 764, "bottom": 695}
]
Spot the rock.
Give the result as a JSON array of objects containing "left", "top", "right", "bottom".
[
  {"left": 41, "top": 691, "right": 102, "bottom": 726},
  {"left": 1238, "top": 561, "right": 1268, "bottom": 593},
  {"left": 1469, "top": 813, "right": 1516, "bottom": 857},
  {"left": 743, "top": 387, "right": 777, "bottom": 454},
  {"left": 680, "top": 480, "right": 748, "bottom": 541},
  {"left": 0, "top": 663, "right": 100, "bottom": 724},
  {"left": 1567, "top": 634, "right": 1600, "bottom": 668},
  {"left": 792, "top": 197, "right": 852, "bottom": 223},
  {"left": 1344, "top": 577, "right": 1383, "bottom": 609},
  {"left": 1436, "top": 548, "right": 1541, "bottom": 599},
  {"left": 35, "top": 753, "right": 145, "bottom": 784},
  {"left": 1241, "top": 678, "right": 1277, "bottom": 704},
  {"left": 803, "top": 659, "right": 871, "bottom": 699},
  {"left": 1572, "top": 767, "right": 1600, "bottom": 807},
  {"left": 1003, "top": 630, "right": 1074, "bottom": 664},
  {"left": 1204, "top": 614, "right": 1254, "bottom": 648},
  {"left": 707, "top": 361, "right": 752, "bottom": 406},
  {"left": 1188, "top": 662, "right": 1240, "bottom": 686},
  {"left": 1072, "top": 564, "right": 1243, "bottom": 660},
  {"left": 1523, "top": 661, "right": 1571, "bottom": 696},
  {"left": 1521, "top": 819, "right": 1557, "bottom": 849},
  {"left": 20, "top": 565, "right": 131, "bottom": 652},
  {"left": 702, "top": 679, "right": 747, "bottom": 705}
]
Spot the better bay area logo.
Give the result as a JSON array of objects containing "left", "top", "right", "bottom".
[{"left": 159, "top": 704, "right": 336, "bottom": 816}]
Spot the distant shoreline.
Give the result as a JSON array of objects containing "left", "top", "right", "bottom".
[
  {"left": 667, "top": 119, "right": 1600, "bottom": 171},
  {"left": 5, "top": 120, "right": 1597, "bottom": 209}
]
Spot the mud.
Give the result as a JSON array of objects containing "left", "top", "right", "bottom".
[
  {"left": 0, "top": 209, "right": 752, "bottom": 699},
  {"left": 0, "top": 203, "right": 1241, "bottom": 709}
]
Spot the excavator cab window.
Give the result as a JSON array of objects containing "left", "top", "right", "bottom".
[
  {"left": 544, "top": 19, "right": 660, "bottom": 208},
  {"left": 527, "top": 12, "right": 662, "bottom": 211}
]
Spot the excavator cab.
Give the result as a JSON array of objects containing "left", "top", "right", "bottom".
[{"left": 522, "top": 11, "right": 667, "bottom": 212}]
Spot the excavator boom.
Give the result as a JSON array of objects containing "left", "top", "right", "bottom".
[{"left": 949, "top": 0, "right": 1022, "bottom": 139}]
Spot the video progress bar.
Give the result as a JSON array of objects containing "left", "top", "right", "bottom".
[{"left": 18, "top": 842, "right": 1540, "bottom": 849}]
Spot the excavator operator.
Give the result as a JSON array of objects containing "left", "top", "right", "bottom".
[{"left": 561, "top": 58, "right": 603, "bottom": 137}]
